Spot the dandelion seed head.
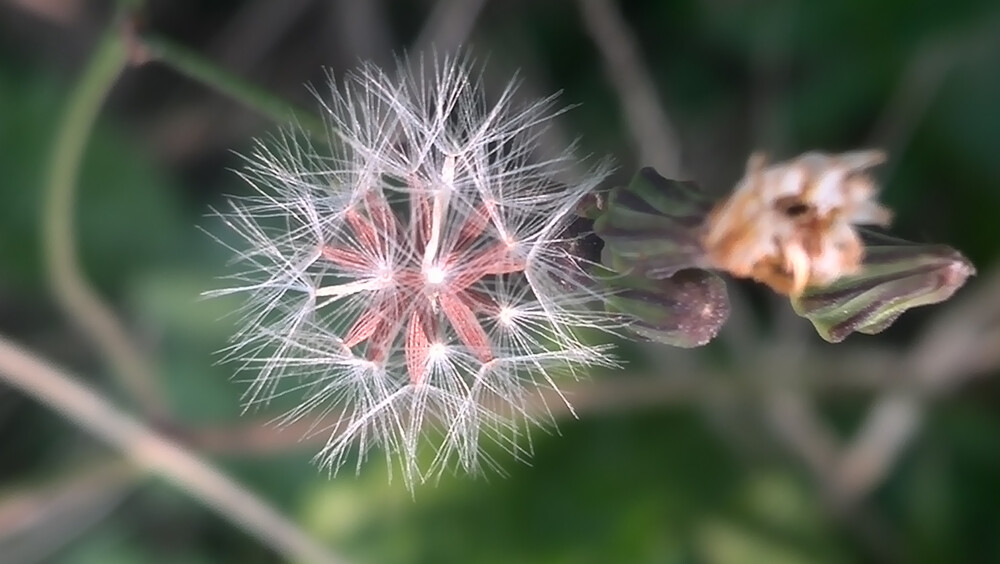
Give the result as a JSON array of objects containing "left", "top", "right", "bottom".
[{"left": 207, "top": 53, "right": 618, "bottom": 488}]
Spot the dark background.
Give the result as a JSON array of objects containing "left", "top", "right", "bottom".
[{"left": 1, "top": 1, "right": 999, "bottom": 563}]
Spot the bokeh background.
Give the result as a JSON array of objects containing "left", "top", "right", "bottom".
[{"left": 2, "top": 1, "right": 1000, "bottom": 563}]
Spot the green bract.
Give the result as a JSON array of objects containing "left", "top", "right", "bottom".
[{"left": 792, "top": 230, "right": 975, "bottom": 342}]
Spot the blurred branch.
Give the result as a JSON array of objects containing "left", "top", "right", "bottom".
[
  {"left": 868, "top": 12, "right": 1000, "bottom": 184},
  {"left": 764, "top": 390, "right": 841, "bottom": 483},
  {"left": 208, "top": 0, "right": 315, "bottom": 74},
  {"left": 578, "top": 0, "right": 683, "bottom": 176},
  {"left": 187, "top": 349, "right": 903, "bottom": 456},
  {"left": 0, "top": 460, "right": 137, "bottom": 564},
  {"left": 0, "top": 335, "right": 349, "bottom": 564},
  {"left": 835, "top": 395, "right": 922, "bottom": 507},
  {"left": 835, "top": 264, "right": 1000, "bottom": 504},
  {"left": 866, "top": 44, "right": 952, "bottom": 183},
  {"left": 760, "top": 390, "right": 902, "bottom": 563},
  {"left": 907, "top": 263, "right": 1000, "bottom": 387},
  {"left": 140, "top": 34, "right": 327, "bottom": 139},
  {"left": 413, "top": 0, "right": 489, "bottom": 54},
  {"left": 42, "top": 18, "right": 168, "bottom": 419},
  {"left": 330, "top": 0, "right": 393, "bottom": 65},
  {"left": 7, "top": 0, "right": 84, "bottom": 26}
]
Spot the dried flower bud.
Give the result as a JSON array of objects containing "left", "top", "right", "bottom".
[
  {"left": 590, "top": 160, "right": 972, "bottom": 346},
  {"left": 703, "top": 151, "right": 893, "bottom": 296}
]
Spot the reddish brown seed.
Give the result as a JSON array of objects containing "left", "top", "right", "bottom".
[
  {"left": 440, "top": 292, "right": 494, "bottom": 363},
  {"left": 342, "top": 305, "right": 385, "bottom": 348},
  {"left": 321, "top": 245, "right": 373, "bottom": 271},
  {"left": 409, "top": 187, "right": 433, "bottom": 249},
  {"left": 445, "top": 245, "right": 525, "bottom": 292},
  {"left": 345, "top": 207, "right": 379, "bottom": 250},
  {"left": 452, "top": 201, "right": 495, "bottom": 250},
  {"left": 405, "top": 311, "right": 431, "bottom": 385},
  {"left": 364, "top": 191, "right": 399, "bottom": 243},
  {"left": 364, "top": 302, "right": 403, "bottom": 363}
]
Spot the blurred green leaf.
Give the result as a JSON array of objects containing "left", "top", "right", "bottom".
[
  {"left": 0, "top": 69, "right": 187, "bottom": 294},
  {"left": 130, "top": 269, "right": 241, "bottom": 343},
  {"left": 301, "top": 411, "right": 742, "bottom": 564},
  {"left": 696, "top": 519, "right": 821, "bottom": 564}
]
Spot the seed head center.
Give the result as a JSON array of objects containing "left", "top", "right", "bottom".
[
  {"left": 425, "top": 265, "right": 446, "bottom": 285},
  {"left": 428, "top": 342, "right": 447, "bottom": 361},
  {"left": 376, "top": 266, "right": 394, "bottom": 284},
  {"left": 498, "top": 306, "right": 515, "bottom": 325}
]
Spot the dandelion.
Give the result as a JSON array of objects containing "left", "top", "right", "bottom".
[{"left": 207, "top": 54, "right": 618, "bottom": 486}]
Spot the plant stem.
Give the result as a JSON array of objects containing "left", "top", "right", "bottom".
[
  {"left": 0, "top": 336, "right": 348, "bottom": 564},
  {"left": 38, "top": 18, "right": 345, "bottom": 562},
  {"left": 142, "top": 34, "right": 327, "bottom": 138},
  {"left": 42, "top": 22, "right": 168, "bottom": 418}
]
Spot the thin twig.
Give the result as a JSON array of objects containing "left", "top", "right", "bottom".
[
  {"left": 835, "top": 264, "right": 1000, "bottom": 504},
  {"left": 209, "top": 0, "right": 316, "bottom": 74},
  {"left": 413, "top": 0, "right": 489, "bottom": 54},
  {"left": 0, "top": 335, "right": 348, "bottom": 564},
  {"left": 42, "top": 19, "right": 168, "bottom": 419},
  {"left": 0, "top": 460, "right": 137, "bottom": 564},
  {"left": 141, "top": 34, "right": 327, "bottom": 139},
  {"left": 186, "top": 351, "right": 904, "bottom": 457},
  {"left": 578, "top": 0, "right": 683, "bottom": 176},
  {"left": 867, "top": 13, "right": 1000, "bottom": 185}
]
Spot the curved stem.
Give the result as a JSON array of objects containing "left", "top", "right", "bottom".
[
  {"left": 42, "top": 22, "right": 168, "bottom": 418},
  {"left": 38, "top": 18, "right": 346, "bottom": 562},
  {"left": 0, "top": 335, "right": 348, "bottom": 564}
]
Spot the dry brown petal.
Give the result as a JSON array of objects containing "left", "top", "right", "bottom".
[{"left": 703, "top": 150, "right": 892, "bottom": 296}]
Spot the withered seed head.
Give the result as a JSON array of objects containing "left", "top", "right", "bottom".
[{"left": 703, "top": 150, "right": 893, "bottom": 296}]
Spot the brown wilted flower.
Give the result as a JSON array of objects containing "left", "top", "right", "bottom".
[
  {"left": 703, "top": 150, "right": 893, "bottom": 296},
  {"left": 592, "top": 154, "right": 971, "bottom": 346}
]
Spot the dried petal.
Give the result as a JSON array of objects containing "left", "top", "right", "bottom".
[{"left": 704, "top": 151, "right": 892, "bottom": 296}]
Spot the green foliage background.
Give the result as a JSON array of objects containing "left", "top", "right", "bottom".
[{"left": 1, "top": 1, "right": 998, "bottom": 563}]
